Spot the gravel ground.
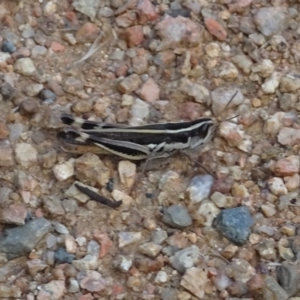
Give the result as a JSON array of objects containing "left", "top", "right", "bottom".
[{"left": 0, "top": 0, "right": 300, "bottom": 299}]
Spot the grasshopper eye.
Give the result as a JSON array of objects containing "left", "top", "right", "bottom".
[
  {"left": 61, "top": 114, "right": 74, "bottom": 125},
  {"left": 57, "top": 130, "right": 80, "bottom": 142}
]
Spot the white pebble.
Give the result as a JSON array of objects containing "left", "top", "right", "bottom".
[
  {"left": 69, "top": 278, "right": 80, "bottom": 293},
  {"left": 268, "top": 177, "right": 287, "bottom": 196},
  {"left": 130, "top": 98, "right": 149, "bottom": 121},
  {"left": 187, "top": 175, "right": 214, "bottom": 203},
  {"left": 15, "top": 143, "right": 38, "bottom": 168},
  {"left": 198, "top": 201, "right": 220, "bottom": 226},
  {"left": 14, "top": 58, "right": 36, "bottom": 76},
  {"left": 261, "top": 72, "right": 281, "bottom": 94},
  {"left": 53, "top": 221, "right": 69, "bottom": 234},
  {"left": 76, "top": 236, "right": 87, "bottom": 246},
  {"left": 118, "top": 160, "right": 136, "bottom": 189},
  {"left": 65, "top": 234, "right": 77, "bottom": 254},
  {"left": 118, "top": 232, "right": 142, "bottom": 248},
  {"left": 53, "top": 159, "right": 74, "bottom": 181},
  {"left": 155, "top": 271, "right": 168, "bottom": 283}
]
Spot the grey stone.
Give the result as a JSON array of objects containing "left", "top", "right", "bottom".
[
  {"left": 114, "top": 255, "right": 133, "bottom": 272},
  {"left": 161, "top": 287, "right": 177, "bottom": 300},
  {"left": 213, "top": 206, "right": 253, "bottom": 246},
  {"left": 254, "top": 7, "right": 287, "bottom": 37},
  {"left": 162, "top": 245, "right": 179, "bottom": 256},
  {"left": 1, "top": 82, "right": 15, "bottom": 100},
  {"left": 263, "top": 276, "right": 289, "bottom": 300},
  {"left": 22, "top": 24, "right": 35, "bottom": 39},
  {"left": 31, "top": 45, "right": 47, "bottom": 57},
  {"left": 151, "top": 229, "right": 168, "bottom": 245},
  {"left": 279, "top": 93, "right": 297, "bottom": 111},
  {"left": 61, "top": 199, "right": 78, "bottom": 213},
  {"left": 169, "top": 245, "right": 200, "bottom": 273},
  {"left": 118, "top": 232, "right": 142, "bottom": 248},
  {"left": 0, "top": 187, "right": 11, "bottom": 203},
  {"left": 87, "top": 240, "right": 100, "bottom": 256},
  {"left": 53, "top": 221, "right": 69, "bottom": 234},
  {"left": 162, "top": 205, "right": 192, "bottom": 228},
  {"left": 277, "top": 262, "right": 299, "bottom": 297},
  {"left": 72, "top": 0, "right": 99, "bottom": 21},
  {"left": 98, "top": 7, "right": 114, "bottom": 18},
  {"left": 54, "top": 248, "right": 75, "bottom": 264},
  {"left": 39, "top": 89, "right": 57, "bottom": 103},
  {"left": 211, "top": 87, "right": 244, "bottom": 116},
  {"left": 1, "top": 29, "right": 19, "bottom": 45},
  {"left": 0, "top": 218, "right": 51, "bottom": 260}
]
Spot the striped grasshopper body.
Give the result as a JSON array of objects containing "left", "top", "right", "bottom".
[{"left": 57, "top": 114, "right": 216, "bottom": 161}]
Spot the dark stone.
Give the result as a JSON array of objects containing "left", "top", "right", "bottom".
[
  {"left": 54, "top": 248, "right": 75, "bottom": 264},
  {"left": 106, "top": 178, "right": 114, "bottom": 192},
  {"left": 277, "top": 261, "right": 299, "bottom": 297},
  {"left": 145, "top": 193, "right": 153, "bottom": 199},
  {"left": 166, "top": 9, "right": 191, "bottom": 18},
  {"left": 213, "top": 206, "right": 253, "bottom": 246},
  {"left": 0, "top": 218, "right": 51, "bottom": 260},
  {"left": 1, "top": 40, "right": 16, "bottom": 53}
]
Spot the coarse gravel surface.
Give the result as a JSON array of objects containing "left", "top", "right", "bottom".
[{"left": 0, "top": 0, "right": 300, "bottom": 299}]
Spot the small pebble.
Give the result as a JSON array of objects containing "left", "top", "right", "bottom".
[
  {"left": 1, "top": 40, "right": 16, "bottom": 53},
  {"left": 69, "top": 278, "right": 80, "bottom": 293},
  {"left": 53, "top": 221, "right": 69, "bottom": 234},
  {"left": 268, "top": 177, "right": 288, "bottom": 196},
  {"left": 1, "top": 82, "right": 15, "bottom": 100},
  {"left": 14, "top": 58, "right": 36, "bottom": 76},
  {"left": 31, "top": 45, "right": 47, "bottom": 57},
  {"left": 65, "top": 234, "right": 77, "bottom": 254},
  {"left": 39, "top": 89, "right": 57, "bottom": 103},
  {"left": 162, "top": 205, "right": 192, "bottom": 228},
  {"left": 130, "top": 98, "right": 150, "bottom": 122},
  {"left": 87, "top": 240, "right": 100, "bottom": 257},
  {"left": 261, "top": 204, "right": 276, "bottom": 217},
  {"left": 151, "top": 229, "right": 168, "bottom": 245},
  {"left": 169, "top": 245, "right": 200, "bottom": 273},
  {"left": 188, "top": 175, "right": 214, "bottom": 203},
  {"left": 118, "top": 160, "right": 136, "bottom": 189},
  {"left": 53, "top": 159, "right": 75, "bottom": 182},
  {"left": 54, "top": 248, "right": 75, "bottom": 264},
  {"left": 15, "top": 143, "right": 38, "bottom": 168},
  {"left": 118, "top": 232, "right": 142, "bottom": 248},
  {"left": 180, "top": 267, "right": 208, "bottom": 299},
  {"left": 72, "top": 255, "right": 98, "bottom": 271},
  {"left": 139, "top": 242, "right": 162, "bottom": 257},
  {"left": 24, "top": 83, "right": 44, "bottom": 97},
  {"left": 155, "top": 271, "right": 168, "bottom": 283},
  {"left": 114, "top": 255, "right": 133, "bottom": 272},
  {"left": 277, "top": 261, "right": 299, "bottom": 297},
  {"left": 198, "top": 201, "right": 220, "bottom": 226},
  {"left": 211, "top": 191, "right": 227, "bottom": 208}
]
